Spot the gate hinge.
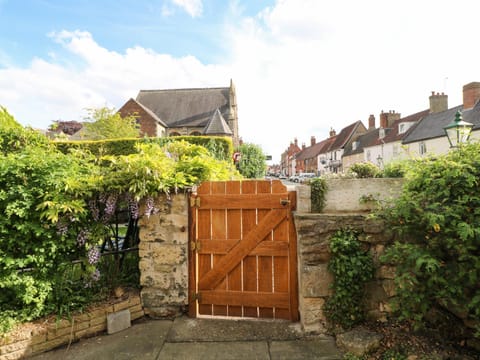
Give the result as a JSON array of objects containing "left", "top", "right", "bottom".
[
  {"left": 190, "top": 240, "right": 201, "bottom": 252},
  {"left": 192, "top": 291, "right": 202, "bottom": 302},
  {"left": 190, "top": 196, "right": 201, "bottom": 208}
]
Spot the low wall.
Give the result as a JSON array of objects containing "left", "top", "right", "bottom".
[
  {"left": 295, "top": 178, "right": 404, "bottom": 213},
  {"left": 294, "top": 213, "right": 395, "bottom": 333},
  {"left": 0, "top": 292, "right": 143, "bottom": 360}
]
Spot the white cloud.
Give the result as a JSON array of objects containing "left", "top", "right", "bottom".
[
  {"left": 0, "top": 30, "right": 229, "bottom": 129},
  {"left": 171, "top": 0, "right": 203, "bottom": 18},
  {"left": 1, "top": 0, "right": 480, "bottom": 163}
]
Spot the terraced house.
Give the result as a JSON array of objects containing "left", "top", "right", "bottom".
[{"left": 284, "top": 81, "right": 480, "bottom": 175}]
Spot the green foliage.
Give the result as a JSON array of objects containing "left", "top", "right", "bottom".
[
  {"left": 380, "top": 161, "right": 410, "bottom": 178},
  {"left": 54, "top": 135, "right": 233, "bottom": 161},
  {"left": 348, "top": 162, "right": 381, "bottom": 178},
  {"left": 236, "top": 143, "right": 267, "bottom": 179},
  {"left": 81, "top": 107, "right": 140, "bottom": 140},
  {"left": 0, "top": 123, "right": 239, "bottom": 331},
  {"left": 0, "top": 106, "right": 22, "bottom": 130},
  {"left": 379, "top": 142, "right": 480, "bottom": 336},
  {"left": 310, "top": 177, "right": 328, "bottom": 212},
  {"left": 323, "top": 229, "right": 374, "bottom": 329},
  {"left": 0, "top": 108, "right": 49, "bottom": 154}
]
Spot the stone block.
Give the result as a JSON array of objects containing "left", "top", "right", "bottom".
[
  {"left": 150, "top": 244, "right": 186, "bottom": 265},
  {"left": 300, "top": 264, "right": 333, "bottom": 297},
  {"left": 377, "top": 265, "right": 396, "bottom": 279},
  {"left": 107, "top": 309, "right": 131, "bottom": 335},
  {"left": 336, "top": 328, "right": 383, "bottom": 356},
  {"left": 300, "top": 297, "right": 326, "bottom": 326}
]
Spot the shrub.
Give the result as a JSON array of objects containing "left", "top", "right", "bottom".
[
  {"left": 379, "top": 142, "right": 480, "bottom": 336},
  {"left": 348, "top": 162, "right": 381, "bottom": 178}
]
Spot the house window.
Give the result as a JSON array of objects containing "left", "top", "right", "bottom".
[
  {"left": 393, "top": 144, "right": 399, "bottom": 157},
  {"left": 352, "top": 141, "right": 359, "bottom": 151},
  {"left": 419, "top": 142, "right": 427, "bottom": 155},
  {"left": 399, "top": 123, "right": 406, "bottom": 134},
  {"left": 366, "top": 150, "right": 371, "bottom": 162}
]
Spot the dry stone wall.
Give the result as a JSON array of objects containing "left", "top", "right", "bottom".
[{"left": 294, "top": 213, "right": 395, "bottom": 333}]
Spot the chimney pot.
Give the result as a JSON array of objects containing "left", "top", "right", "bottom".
[
  {"left": 368, "top": 114, "right": 375, "bottom": 129},
  {"left": 429, "top": 91, "right": 448, "bottom": 113}
]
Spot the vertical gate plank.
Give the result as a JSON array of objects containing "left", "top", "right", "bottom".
[
  {"left": 211, "top": 182, "right": 228, "bottom": 316},
  {"left": 226, "top": 181, "right": 242, "bottom": 317},
  {"left": 197, "top": 182, "right": 213, "bottom": 315},
  {"left": 257, "top": 181, "right": 274, "bottom": 318},
  {"left": 273, "top": 182, "right": 290, "bottom": 320},
  {"left": 241, "top": 181, "right": 258, "bottom": 318}
]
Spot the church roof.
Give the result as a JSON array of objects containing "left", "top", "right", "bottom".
[{"left": 135, "top": 87, "right": 231, "bottom": 128}]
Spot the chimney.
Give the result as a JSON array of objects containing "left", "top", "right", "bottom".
[
  {"left": 379, "top": 111, "right": 387, "bottom": 128},
  {"left": 368, "top": 114, "right": 375, "bottom": 129},
  {"left": 329, "top": 128, "right": 336, "bottom": 137},
  {"left": 429, "top": 91, "right": 448, "bottom": 113},
  {"left": 294, "top": 138, "right": 298, "bottom": 147},
  {"left": 381, "top": 110, "right": 400, "bottom": 128},
  {"left": 310, "top": 136, "right": 316, "bottom": 146},
  {"left": 463, "top": 82, "right": 480, "bottom": 110},
  {"left": 302, "top": 143, "right": 306, "bottom": 150}
]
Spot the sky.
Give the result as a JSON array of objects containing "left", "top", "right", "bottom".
[{"left": 1, "top": 0, "right": 479, "bottom": 163}]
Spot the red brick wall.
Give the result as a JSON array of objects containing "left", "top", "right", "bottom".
[
  {"left": 463, "top": 82, "right": 480, "bottom": 110},
  {"left": 118, "top": 99, "right": 160, "bottom": 137}
]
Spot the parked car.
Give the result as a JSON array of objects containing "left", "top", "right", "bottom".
[
  {"left": 289, "top": 175, "right": 299, "bottom": 182},
  {"left": 298, "top": 173, "right": 316, "bottom": 183}
]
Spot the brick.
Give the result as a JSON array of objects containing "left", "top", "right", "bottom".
[
  {"left": 90, "top": 315, "right": 107, "bottom": 327},
  {"left": 0, "top": 347, "right": 31, "bottom": 360},
  {"left": 32, "top": 334, "right": 73, "bottom": 353},
  {"left": 0, "top": 340, "right": 29, "bottom": 355},
  {"left": 130, "top": 310, "right": 145, "bottom": 321}
]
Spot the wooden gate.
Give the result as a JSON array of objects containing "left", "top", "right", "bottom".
[{"left": 188, "top": 180, "right": 299, "bottom": 321}]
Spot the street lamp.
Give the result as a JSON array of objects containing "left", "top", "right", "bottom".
[{"left": 444, "top": 110, "right": 474, "bottom": 148}]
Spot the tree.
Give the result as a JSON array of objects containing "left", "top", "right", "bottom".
[
  {"left": 236, "top": 143, "right": 267, "bottom": 179},
  {"left": 82, "top": 107, "right": 140, "bottom": 140}
]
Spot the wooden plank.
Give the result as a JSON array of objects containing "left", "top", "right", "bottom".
[
  {"left": 288, "top": 190, "right": 299, "bottom": 321},
  {"left": 211, "top": 182, "right": 227, "bottom": 316},
  {"left": 197, "top": 182, "right": 212, "bottom": 316},
  {"left": 198, "top": 193, "right": 290, "bottom": 209},
  {"left": 200, "top": 290, "right": 290, "bottom": 309},
  {"left": 257, "top": 181, "right": 273, "bottom": 318},
  {"left": 198, "top": 239, "right": 288, "bottom": 256},
  {"left": 226, "top": 181, "right": 242, "bottom": 317},
  {"left": 240, "top": 181, "right": 258, "bottom": 318},
  {"left": 198, "top": 208, "right": 286, "bottom": 290}
]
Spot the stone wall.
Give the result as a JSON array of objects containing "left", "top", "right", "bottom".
[
  {"left": 294, "top": 213, "right": 395, "bottom": 333},
  {"left": 138, "top": 193, "right": 189, "bottom": 318},
  {"left": 0, "top": 293, "right": 143, "bottom": 360}
]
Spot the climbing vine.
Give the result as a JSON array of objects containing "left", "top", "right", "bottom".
[{"left": 323, "top": 229, "right": 374, "bottom": 329}]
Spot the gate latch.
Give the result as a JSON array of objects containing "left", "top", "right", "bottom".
[{"left": 280, "top": 198, "right": 290, "bottom": 206}]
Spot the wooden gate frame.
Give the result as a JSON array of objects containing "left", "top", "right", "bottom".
[{"left": 188, "top": 180, "right": 299, "bottom": 321}]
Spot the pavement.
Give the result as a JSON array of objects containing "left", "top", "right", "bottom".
[{"left": 29, "top": 315, "right": 345, "bottom": 360}]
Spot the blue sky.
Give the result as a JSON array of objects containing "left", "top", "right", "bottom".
[{"left": 1, "top": 0, "right": 479, "bottom": 162}]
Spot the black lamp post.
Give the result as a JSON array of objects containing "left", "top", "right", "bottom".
[{"left": 443, "top": 110, "right": 474, "bottom": 148}]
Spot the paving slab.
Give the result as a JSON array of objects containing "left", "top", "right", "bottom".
[
  {"left": 167, "top": 316, "right": 303, "bottom": 342},
  {"left": 158, "top": 341, "right": 270, "bottom": 360},
  {"left": 29, "top": 319, "right": 172, "bottom": 360}
]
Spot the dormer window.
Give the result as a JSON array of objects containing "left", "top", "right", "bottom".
[
  {"left": 352, "top": 141, "right": 359, "bottom": 151},
  {"left": 399, "top": 123, "right": 406, "bottom": 134},
  {"left": 379, "top": 128, "right": 386, "bottom": 139}
]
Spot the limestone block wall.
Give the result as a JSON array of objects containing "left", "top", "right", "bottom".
[
  {"left": 138, "top": 193, "right": 189, "bottom": 318},
  {"left": 294, "top": 213, "right": 395, "bottom": 333}
]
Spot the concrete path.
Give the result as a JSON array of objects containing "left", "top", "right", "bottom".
[{"left": 29, "top": 316, "right": 344, "bottom": 360}]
